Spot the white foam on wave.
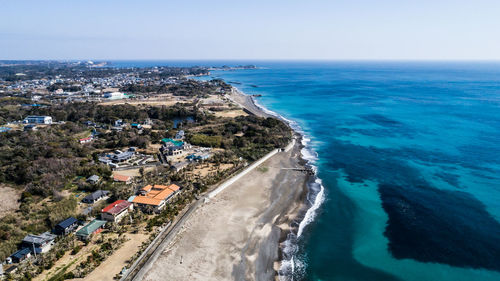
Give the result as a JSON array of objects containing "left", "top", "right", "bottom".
[
  {"left": 297, "top": 178, "right": 325, "bottom": 237},
  {"left": 231, "top": 85, "right": 325, "bottom": 280}
]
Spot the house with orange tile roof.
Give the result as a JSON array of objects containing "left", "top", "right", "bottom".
[
  {"left": 132, "top": 184, "right": 180, "bottom": 213},
  {"left": 101, "top": 200, "right": 133, "bottom": 223},
  {"left": 113, "top": 174, "right": 133, "bottom": 184}
]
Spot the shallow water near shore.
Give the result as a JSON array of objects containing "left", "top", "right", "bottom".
[{"left": 201, "top": 62, "right": 500, "bottom": 281}]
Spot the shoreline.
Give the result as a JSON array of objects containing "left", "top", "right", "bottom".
[
  {"left": 228, "top": 86, "right": 318, "bottom": 280},
  {"left": 138, "top": 85, "right": 313, "bottom": 281}
]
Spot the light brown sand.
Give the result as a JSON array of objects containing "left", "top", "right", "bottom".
[
  {"left": 0, "top": 184, "right": 21, "bottom": 218},
  {"left": 142, "top": 142, "right": 306, "bottom": 281},
  {"left": 113, "top": 167, "right": 156, "bottom": 177}
]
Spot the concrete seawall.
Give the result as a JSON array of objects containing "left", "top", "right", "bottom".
[{"left": 207, "top": 148, "right": 279, "bottom": 199}]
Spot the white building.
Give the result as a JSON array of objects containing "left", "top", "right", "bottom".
[
  {"left": 23, "top": 116, "right": 52, "bottom": 124},
  {"left": 103, "top": 92, "right": 126, "bottom": 100}
]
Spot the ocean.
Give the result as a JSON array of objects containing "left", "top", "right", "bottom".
[{"left": 114, "top": 61, "right": 500, "bottom": 281}]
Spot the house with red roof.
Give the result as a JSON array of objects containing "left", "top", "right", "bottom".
[
  {"left": 101, "top": 200, "right": 133, "bottom": 223},
  {"left": 113, "top": 174, "right": 133, "bottom": 184},
  {"left": 79, "top": 136, "right": 93, "bottom": 144}
]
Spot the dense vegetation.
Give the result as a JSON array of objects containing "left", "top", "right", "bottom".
[{"left": 0, "top": 98, "right": 291, "bottom": 263}]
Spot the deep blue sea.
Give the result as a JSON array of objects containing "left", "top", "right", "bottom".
[{"left": 115, "top": 61, "right": 500, "bottom": 281}]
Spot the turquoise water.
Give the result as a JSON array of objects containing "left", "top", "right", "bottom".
[
  {"left": 201, "top": 62, "right": 500, "bottom": 281},
  {"left": 114, "top": 61, "right": 500, "bottom": 280}
]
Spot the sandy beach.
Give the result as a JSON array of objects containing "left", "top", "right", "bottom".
[
  {"left": 227, "top": 88, "right": 273, "bottom": 118},
  {"left": 142, "top": 140, "right": 306, "bottom": 281},
  {"left": 139, "top": 88, "right": 309, "bottom": 281}
]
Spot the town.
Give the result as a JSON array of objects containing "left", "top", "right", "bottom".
[{"left": 0, "top": 61, "right": 291, "bottom": 280}]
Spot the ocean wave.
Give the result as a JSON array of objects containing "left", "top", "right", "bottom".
[{"left": 233, "top": 86, "right": 325, "bottom": 280}]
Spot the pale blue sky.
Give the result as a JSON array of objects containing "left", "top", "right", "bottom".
[{"left": 1, "top": 0, "right": 499, "bottom": 60}]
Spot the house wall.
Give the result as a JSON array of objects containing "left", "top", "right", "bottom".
[{"left": 102, "top": 206, "right": 131, "bottom": 223}]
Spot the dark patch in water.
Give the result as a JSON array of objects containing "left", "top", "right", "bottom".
[
  {"left": 434, "top": 171, "right": 462, "bottom": 188},
  {"left": 361, "top": 114, "right": 403, "bottom": 128},
  {"left": 379, "top": 183, "right": 500, "bottom": 271},
  {"left": 327, "top": 140, "right": 500, "bottom": 271}
]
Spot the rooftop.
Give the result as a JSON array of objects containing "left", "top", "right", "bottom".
[
  {"left": 83, "top": 190, "right": 109, "bottom": 201},
  {"left": 161, "top": 138, "right": 184, "bottom": 146},
  {"left": 113, "top": 174, "right": 132, "bottom": 182},
  {"left": 102, "top": 200, "right": 132, "bottom": 215},
  {"left": 133, "top": 184, "right": 179, "bottom": 206},
  {"left": 22, "top": 232, "right": 57, "bottom": 245},
  {"left": 76, "top": 219, "right": 107, "bottom": 236},
  {"left": 11, "top": 248, "right": 31, "bottom": 259},
  {"left": 87, "top": 175, "right": 100, "bottom": 182},
  {"left": 56, "top": 217, "right": 78, "bottom": 229}
]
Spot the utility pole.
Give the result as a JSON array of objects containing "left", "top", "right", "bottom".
[{"left": 32, "top": 242, "right": 37, "bottom": 259}]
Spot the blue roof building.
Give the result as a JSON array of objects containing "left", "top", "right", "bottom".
[
  {"left": 53, "top": 217, "right": 79, "bottom": 235},
  {"left": 10, "top": 248, "right": 31, "bottom": 263}
]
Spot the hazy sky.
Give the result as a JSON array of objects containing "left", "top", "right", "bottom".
[{"left": 2, "top": 0, "right": 500, "bottom": 60}]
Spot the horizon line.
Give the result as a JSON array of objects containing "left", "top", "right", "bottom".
[{"left": 2, "top": 58, "right": 500, "bottom": 63}]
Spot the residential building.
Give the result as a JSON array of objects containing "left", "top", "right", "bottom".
[
  {"left": 110, "top": 150, "right": 135, "bottom": 162},
  {"left": 21, "top": 232, "right": 57, "bottom": 254},
  {"left": 103, "top": 92, "right": 126, "bottom": 99},
  {"left": 82, "top": 190, "right": 110, "bottom": 204},
  {"left": 76, "top": 219, "right": 107, "bottom": 240},
  {"left": 113, "top": 174, "right": 132, "bottom": 184},
  {"left": 79, "top": 136, "right": 93, "bottom": 144},
  {"left": 171, "top": 161, "right": 190, "bottom": 172},
  {"left": 4, "top": 265, "right": 17, "bottom": 274},
  {"left": 86, "top": 175, "right": 100, "bottom": 184},
  {"left": 0, "top": 127, "right": 11, "bottom": 133},
  {"left": 160, "top": 138, "right": 191, "bottom": 156},
  {"left": 114, "top": 119, "right": 123, "bottom": 127},
  {"left": 10, "top": 248, "right": 31, "bottom": 263},
  {"left": 53, "top": 217, "right": 79, "bottom": 235},
  {"left": 132, "top": 184, "right": 180, "bottom": 213},
  {"left": 131, "top": 123, "right": 142, "bottom": 129},
  {"left": 174, "top": 130, "right": 185, "bottom": 140},
  {"left": 23, "top": 115, "right": 52, "bottom": 124},
  {"left": 101, "top": 200, "right": 133, "bottom": 223}
]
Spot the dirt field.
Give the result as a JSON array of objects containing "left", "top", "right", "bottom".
[
  {"left": 112, "top": 167, "right": 156, "bottom": 177},
  {"left": 83, "top": 233, "right": 150, "bottom": 281},
  {"left": 142, "top": 143, "right": 161, "bottom": 155},
  {"left": 214, "top": 109, "right": 248, "bottom": 118},
  {"left": 0, "top": 184, "right": 21, "bottom": 218},
  {"left": 99, "top": 94, "right": 192, "bottom": 107},
  {"left": 34, "top": 239, "right": 94, "bottom": 281}
]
